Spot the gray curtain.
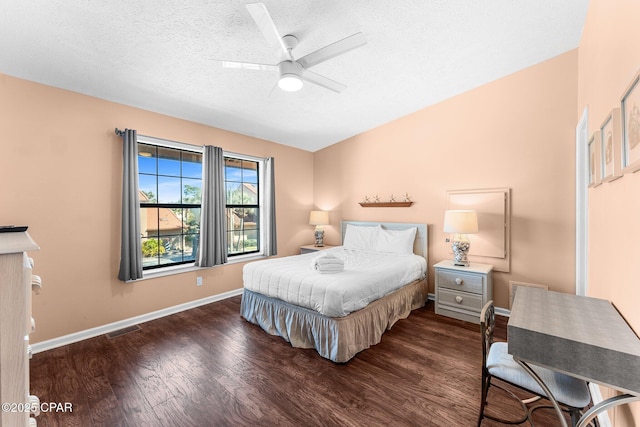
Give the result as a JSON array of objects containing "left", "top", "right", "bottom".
[
  {"left": 196, "top": 145, "right": 227, "bottom": 267},
  {"left": 118, "top": 129, "right": 143, "bottom": 281},
  {"left": 265, "top": 157, "right": 277, "bottom": 256}
]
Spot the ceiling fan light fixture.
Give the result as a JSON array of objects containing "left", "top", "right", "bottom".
[
  {"left": 278, "top": 74, "right": 303, "bottom": 91},
  {"left": 278, "top": 60, "right": 304, "bottom": 91},
  {"left": 230, "top": 5, "right": 366, "bottom": 94}
]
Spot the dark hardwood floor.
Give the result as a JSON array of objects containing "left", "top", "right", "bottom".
[{"left": 30, "top": 298, "right": 575, "bottom": 426}]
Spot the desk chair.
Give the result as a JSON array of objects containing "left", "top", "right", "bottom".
[{"left": 478, "top": 301, "right": 593, "bottom": 426}]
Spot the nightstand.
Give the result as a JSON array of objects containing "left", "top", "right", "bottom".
[
  {"left": 300, "top": 245, "right": 337, "bottom": 254},
  {"left": 434, "top": 260, "right": 493, "bottom": 324}
]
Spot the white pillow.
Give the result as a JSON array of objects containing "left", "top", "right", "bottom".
[
  {"left": 374, "top": 227, "right": 417, "bottom": 254},
  {"left": 343, "top": 224, "right": 381, "bottom": 251}
]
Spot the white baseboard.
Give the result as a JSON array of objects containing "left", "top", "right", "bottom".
[
  {"left": 495, "top": 306, "right": 510, "bottom": 317},
  {"left": 31, "top": 288, "right": 244, "bottom": 354}
]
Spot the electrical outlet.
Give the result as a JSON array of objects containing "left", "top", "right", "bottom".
[{"left": 196, "top": 276, "right": 203, "bottom": 287}]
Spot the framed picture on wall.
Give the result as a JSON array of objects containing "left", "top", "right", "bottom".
[
  {"left": 621, "top": 70, "right": 640, "bottom": 173},
  {"left": 588, "top": 131, "right": 602, "bottom": 188},
  {"left": 600, "top": 108, "right": 623, "bottom": 182}
]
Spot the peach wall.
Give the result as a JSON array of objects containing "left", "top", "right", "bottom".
[
  {"left": 579, "top": 0, "right": 640, "bottom": 424},
  {"left": 314, "top": 50, "right": 579, "bottom": 309},
  {"left": 0, "top": 73, "right": 314, "bottom": 343}
]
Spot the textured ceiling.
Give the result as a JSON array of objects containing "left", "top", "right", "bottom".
[{"left": 0, "top": 1, "right": 589, "bottom": 152}]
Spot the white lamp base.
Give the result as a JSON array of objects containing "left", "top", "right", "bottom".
[
  {"left": 451, "top": 237, "right": 471, "bottom": 267},
  {"left": 314, "top": 227, "right": 325, "bottom": 247}
]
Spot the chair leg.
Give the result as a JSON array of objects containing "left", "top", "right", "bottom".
[
  {"left": 569, "top": 408, "right": 591, "bottom": 427},
  {"left": 482, "top": 382, "right": 530, "bottom": 425},
  {"left": 477, "top": 374, "right": 490, "bottom": 426},
  {"left": 570, "top": 409, "right": 579, "bottom": 427}
]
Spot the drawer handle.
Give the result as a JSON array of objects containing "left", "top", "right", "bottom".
[
  {"left": 29, "top": 395, "right": 40, "bottom": 416},
  {"left": 455, "top": 296, "right": 463, "bottom": 304},
  {"left": 31, "top": 275, "right": 42, "bottom": 294},
  {"left": 455, "top": 278, "right": 463, "bottom": 285}
]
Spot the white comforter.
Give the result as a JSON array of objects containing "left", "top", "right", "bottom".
[{"left": 242, "top": 247, "right": 427, "bottom": 317}]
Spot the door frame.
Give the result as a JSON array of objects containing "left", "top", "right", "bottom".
[{"left": 575, "top": 107, "right": 589, "bottom": 296}]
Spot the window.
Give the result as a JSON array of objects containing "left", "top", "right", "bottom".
[
  {"left": 134, "top": 136, "right": 268, "bottom": 272},
  {"left": 138, "top": 141, "right": 202, "bottom": 269},
  {"left": 224, "top": 156, "right": 262, "bottom": 256}
]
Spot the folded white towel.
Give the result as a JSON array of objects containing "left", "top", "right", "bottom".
[
  {"left": 317, "top": 264, "right": 344, "bottom": 274},
  {"left": 316, "top": 258, "right": 344, "bottom": 266},
  {"left": 311, "top": 253, "right": 345, "bottom": 273},
  {"left": 316, "top": 263, "right": 344, "bottom": 270}
]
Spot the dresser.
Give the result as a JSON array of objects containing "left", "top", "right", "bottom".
[
  {"left": 0, "top": 232, "right": 40, "bottom": 427},
  {"left": 434, "top": 260, "right": 493, "bottom": 324}
]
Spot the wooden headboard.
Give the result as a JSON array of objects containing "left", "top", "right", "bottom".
[{"left": 340, "top": 220, "right": 428, "bottom": 263}]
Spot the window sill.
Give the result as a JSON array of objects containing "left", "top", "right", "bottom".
[
  {"left": 129, "top": 253, "right": 267, "bottom": 282},
  {"left": 227, "top": 253, "right": 267, "bottom": 264},
  {"left": 132, "top": 263, "right": 200, "bottom": 282}
]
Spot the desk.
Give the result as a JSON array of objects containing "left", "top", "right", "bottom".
[{"left": 508, "top": 287, "right": 640, "bottom": 427}]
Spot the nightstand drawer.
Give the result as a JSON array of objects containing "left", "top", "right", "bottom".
[
  {"left": 438, "top": 288, "right": 483, "bottom": 311},
  {"left": 437, "top": 270, "right": 483, "bottom": 294}
]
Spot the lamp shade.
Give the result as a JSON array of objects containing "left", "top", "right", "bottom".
[
  {"left": 309, "top": 210, "right": 329, "bottom": 226},
  {"left": 443, "top": 210, "right": 478, "bottom": 234}
]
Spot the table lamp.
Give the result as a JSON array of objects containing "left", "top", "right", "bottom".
[
  {"left": 309, "top": 210, "right": 329, "bottom": 247},
  {"left": 443, "top": 210, "right": 478, "bottom": 266}
]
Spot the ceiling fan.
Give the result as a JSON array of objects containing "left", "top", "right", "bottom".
[{"left": 221, "top": 2, "right": 367, "bottom": 93}]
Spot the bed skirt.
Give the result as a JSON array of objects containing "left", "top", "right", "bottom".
[{"left": 240, "top": 277, "right": 428, "bottom": 363}]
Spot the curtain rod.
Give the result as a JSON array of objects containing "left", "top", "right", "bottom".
[
  {"left": 114, "top": 128, "right": 152, "bottom": 140},
  {"left": 115, "top": 128, "right": 202, "bottom": 152},
  {"left": 114, "top": 129, "right": 266, "bottom": 160}
]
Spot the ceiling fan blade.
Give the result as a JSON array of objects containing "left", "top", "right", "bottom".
[
  {"left": 302, "top": 69, "right": 347, "bottom": 93},
  {"left": 245, "top": 3, "right": 289, "bottom": 59},
  {"left": 297, "top": 32, "right": 366, "bottom": 69},
  {"left": 220, "top": 60, "right": 277, "bottom": 71}
]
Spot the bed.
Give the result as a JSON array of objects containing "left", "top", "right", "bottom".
[{"left": 240, "top": 221, "right": 429, "bottom": 362}]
